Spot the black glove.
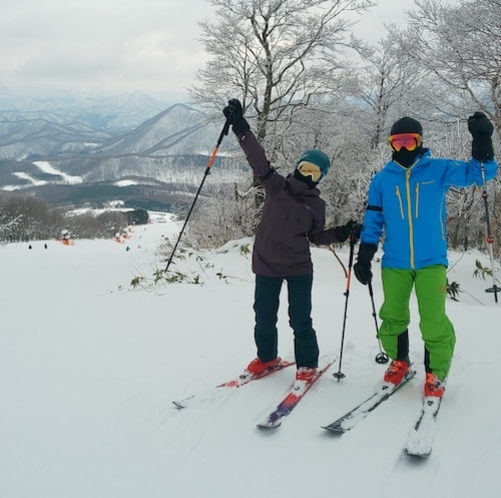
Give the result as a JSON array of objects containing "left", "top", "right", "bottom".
[
  {"left": 223, "top": 99, "right": 250, "bottom": 134},
  {"left": 468, "top": 111, "right": 494, "bottom": 161},
  {"left": 353, "top": 243, "right": 378, "bottom": 285},
  {"left": 334, "top": 220, "right": 362, "bottom": 243}
]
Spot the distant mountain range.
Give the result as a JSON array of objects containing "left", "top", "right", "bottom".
[{"left": 0, "top": 87, "right": 245, "bottom": 211}]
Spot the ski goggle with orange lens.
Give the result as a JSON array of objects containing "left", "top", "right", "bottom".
[
  {"left": 387, "top": 133, "right": 422, "bottom": 152},
  {"left": 297, "top": 161, "right": 322, "bottom": 182}
]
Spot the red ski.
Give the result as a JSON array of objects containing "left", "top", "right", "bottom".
[{"left": 173, "top": 357, "right": 295, "bottom": 409}]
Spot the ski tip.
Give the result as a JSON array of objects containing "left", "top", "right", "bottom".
[
  {"left": 172, "top": 401, "right": 187, "bottom": 410},
  {"left": 321, "top": 425, "right": 345, "bottom": 434},
  {"left": 256, "top": 422, "right": 281, "bottom": 430},
  {"left": 404, "top": 449, "right": 431, "bottom": 459}
]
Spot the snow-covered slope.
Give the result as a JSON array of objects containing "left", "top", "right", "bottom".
[{"left": 0, "top": 218, "right": 500, "bottom": 498}]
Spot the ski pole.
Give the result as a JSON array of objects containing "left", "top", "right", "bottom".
[
  {"left": 165, "top": 119, "right": 231, "bottom": 273},
  {"left": 333, "top": 227, "right": 358, "bottom": 381},
  {"left": 367, "top": 280, "right": 389, "bottom": 364},
  {"left": 330, "top": 244, "right": 388, "bottom": 364},
  {"left": 353, "top": 169, "right": 388, "bottom": 362},
  {"left": 479, "top": 162, "right": 500, "bottom": 303}
]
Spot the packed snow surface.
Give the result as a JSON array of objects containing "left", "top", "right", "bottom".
[{"left": 0, "top": 215, "right": 500, "bottom": 497}]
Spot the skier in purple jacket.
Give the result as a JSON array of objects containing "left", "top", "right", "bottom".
[{"left": 223, "top": 99, "right": 358, "bottom": 383}]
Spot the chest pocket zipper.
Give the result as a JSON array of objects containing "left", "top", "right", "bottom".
[
  {"left": 395, "top": 185, "right": 404, "bottom": 219},
  {"left": 415, "top": 183, "right": 420, "bottom": 218}
]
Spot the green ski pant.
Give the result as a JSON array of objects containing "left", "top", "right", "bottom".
[{"left": 379, "top": 265, "right": 455, "bottom": 380}]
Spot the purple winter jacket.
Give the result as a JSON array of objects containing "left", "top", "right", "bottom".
[{"left": 237, "top": 129, "right": 341, "bottom": 277}]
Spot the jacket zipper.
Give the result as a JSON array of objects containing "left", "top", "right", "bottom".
[{"left": 405, "top": 169, "right": 415, "bottom": 269}]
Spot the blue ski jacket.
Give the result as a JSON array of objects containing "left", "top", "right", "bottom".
[{"left": 360, "top": 149, "right": 498, "bottom": 270}]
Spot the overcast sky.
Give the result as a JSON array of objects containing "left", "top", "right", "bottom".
[{"left": 0, "top": 0, "right": 445, "bottom": 102}]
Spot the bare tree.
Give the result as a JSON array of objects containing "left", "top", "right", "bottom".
[
  {"left": 353, "top": 31, "right": 426, "bottom": 148},
  {"left": 397, "top": 0, "right": 501, "bottom": 129},
  {"left": 190, "top": 0, "right": 375, "bottom": 145}
]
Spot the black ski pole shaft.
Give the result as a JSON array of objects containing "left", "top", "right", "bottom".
[
  {"left": 367, "top": 280, "right": 389, "bottom": 364},
  {"left": 479, "top": 162, "right": 500, "bottom": 303},
  {"left": 333, "top": 229, "right": 357, "bottom": 381},
  {"left": 165, "top": 119, "right": 230, "bottom": 273}
]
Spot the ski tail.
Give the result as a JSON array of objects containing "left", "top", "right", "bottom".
[{"left": 404, "top": 396, "right": 442, "bottom": 458}]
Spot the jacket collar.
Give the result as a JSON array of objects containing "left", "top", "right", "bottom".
[
  {"left": 386, "top": 148, "right": 432, "bottom": 172},
  {"left": 286, "top": 174, "right": 321, "bottom": 196}
]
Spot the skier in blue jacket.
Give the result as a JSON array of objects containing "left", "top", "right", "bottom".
[{"left": 354, "top": 112, "right": 498, "bottom": 398}]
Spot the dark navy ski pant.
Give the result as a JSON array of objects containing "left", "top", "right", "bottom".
[{"left": 253, "top": 274, "right": 319, "bottom": 368}]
